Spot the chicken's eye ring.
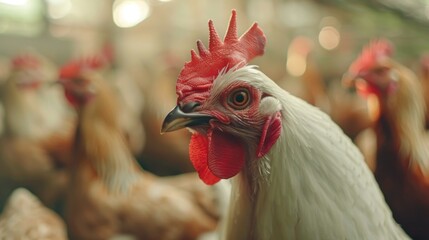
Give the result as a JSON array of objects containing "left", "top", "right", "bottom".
[{"left": 227, "top": 88, "right": 251, "bottom": 110}]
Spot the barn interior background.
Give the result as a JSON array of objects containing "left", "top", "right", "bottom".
[{"left": 0, "top": 0, "right": 428, "bottom": 239}]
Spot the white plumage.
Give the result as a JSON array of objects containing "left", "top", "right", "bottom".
[{"left": 213, "top": 66, "right": 409, "bottom": 240}]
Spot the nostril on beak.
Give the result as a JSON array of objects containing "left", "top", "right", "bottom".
[
  {"left": 160, "top": 103, "right": 213, "bottom": 134},
  {"left": 181, "top": 102, "right": 200, "bottom": 113}
]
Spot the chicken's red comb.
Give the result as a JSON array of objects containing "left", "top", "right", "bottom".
[
  {"left": 420, "top": 54, "right": 429, "bottom": 73},
  {"left": 12, "top": 54, "right": 40, "bottom": 70},
  {"left": 176, "top": 10, "right": 266, "bottom": 102},
  {"left": 60, "top": 55, "right": 109, "bottom": 79},
  {"left": 349, "top": 39, "right": 393, "bottom": 74}
]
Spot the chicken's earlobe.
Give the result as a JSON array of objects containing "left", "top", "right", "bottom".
[{"left": 256, "top": 111, "right": 282, "bottom": 158}]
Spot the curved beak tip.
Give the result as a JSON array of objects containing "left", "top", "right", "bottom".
[
  {"left": 160, "top": 120, "right": 173, "bottom": 134},
  {"left": 160, "top": 105, "right": 213, "bottom": 134}
]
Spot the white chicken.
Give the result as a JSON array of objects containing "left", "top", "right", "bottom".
[{"left": 161, "top": 10, "right": 410, "bottom": 239}]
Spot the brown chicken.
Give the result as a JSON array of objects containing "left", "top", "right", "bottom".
[
  {"left": 0, "top": 188, "right": 68, "bottom": 240},
  {"left": 67, "top": 53, "right": 146, "bottom": 156},
  {"left": 59, "top": 58, "right": 223, "bottom": 240},
  {"left": 344, "top": 39, "right": 429, "bottom": 240},
  {"left": 0, "top": 53, "right": 74, "bottom": 210}
]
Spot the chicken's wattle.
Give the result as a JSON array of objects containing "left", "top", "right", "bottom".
[{"left": 189, "top": 129, "right": 245, "bottom": 185}]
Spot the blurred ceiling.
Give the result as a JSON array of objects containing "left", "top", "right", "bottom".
[
  {"left": 317, "top": 0, "right": 429, "bottom": 27},
  {"left": 0, "top": 0, "right": 428, "bottom": 80}
]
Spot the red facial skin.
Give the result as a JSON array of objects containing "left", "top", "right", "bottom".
[
  {"left": 187, "top": 82, "right": 282, "bottom": 185},
  {"left": 349, "top": 39, "right": 397, "bottom": 98},
  {"left": 355, "top": 67, "right": 398, "bottom": 98},
  {"left": 203, "top": 82, "right": 263, "bottom": 125},
  {"left": 61, "top": 76, "right": 95, "bottom": 107},
  {"left": 59, "top": 57, "right": 103, "bottom": 108}
]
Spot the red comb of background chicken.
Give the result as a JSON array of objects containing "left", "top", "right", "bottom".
[
  {"left": 60, "top": 55, "right": 109, "bottom": 79},
  {"left": 176, "top": 10, "right": 266, "bottom": 103},
  {"left": 349, "top": 39, "right": 393, "bottom": 75},
  {"left": 12, "top": 54, "right": 40, "bottom": 70},
  {"left": 420, "top": 54, "right": 429, "bottom": 74}
]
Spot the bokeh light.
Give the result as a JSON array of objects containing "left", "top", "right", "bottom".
[
  {"left": 113, "top": 0, "right": 150, "bottom": 28},
  {"left": 319, "top": 26, "right": 340, "bottom": 50}
]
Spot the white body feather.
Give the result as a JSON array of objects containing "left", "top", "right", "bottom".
[{"left": 213, "top": 66, "right": 409, "bottom": 240}]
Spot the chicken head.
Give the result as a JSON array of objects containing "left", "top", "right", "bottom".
[{"left": 162, "top": 10, "right": 282, "bottom": 185}]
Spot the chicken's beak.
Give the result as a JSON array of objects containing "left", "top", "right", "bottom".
[
  {"left": 341, "top": 72, "right": 359, "bottom": 88},
  {"left": 161, "top": 105, "right": 213, "bottom": 134}
]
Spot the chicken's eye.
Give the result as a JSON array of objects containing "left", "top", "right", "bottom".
[{"left": 228, "top": 88, "right": 251, "bottom": 110}]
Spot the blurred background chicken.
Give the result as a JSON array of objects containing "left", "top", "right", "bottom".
[
  {"left": 72, "top": 48, "right": 147, "bottom": 157},
  {"left": 344, "top": 39, "right": 429, "bottom": 240},
  {"left": 0, "top": 188, "right": 68, "bottom": 240},
  {"left": 0, "top": 52, "right": 74, "bottom": 211},
  {"left": 59, "top": 58, "right": 226, "bottom": 240}
]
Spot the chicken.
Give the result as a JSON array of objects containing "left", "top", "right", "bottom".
[
  {"left": 58, "top": 58, "right": 224, "bottom": 240},
  {"left": 343, "top": 39, "right": 429, "bottom": 240},
  {"left": 66, "top": 53, "right": 146, "bottom": 156},
  {"left": 419, "top": 54, "right": 429, "bottom": 129},
  {"left": 0, "top": 53, "right": 74, "bottom": 210},
  {"left": 0, "top": 188, "right": 68, "bottom": 240},
  {"left": 161, "top": 10, "right": 409, "bottom": 239}
]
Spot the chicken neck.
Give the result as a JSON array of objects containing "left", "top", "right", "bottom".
[
  {"left": 373, "top": 72, "right": 429, "bottom": 175},
  {"left": 373, "top": 73, "right": 429, "bottom": 240},
  {"left": 73, "top": 84, "right": 141, "bottom": 193}
]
